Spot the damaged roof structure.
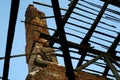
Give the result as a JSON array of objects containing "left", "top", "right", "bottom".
[{"left": 1, "top": 0, "right": 120, "bottom": 80}]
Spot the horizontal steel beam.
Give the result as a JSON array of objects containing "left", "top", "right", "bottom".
[
  {"left": 82, "top": 0, "right": 120, "bottom": 16},
  {"left": 33, "top": 1, "right": 115, "bottom": 28},
  {"left": 39, "top": 33, "right": 120, "bottom": 61},
  {"left": 101, "top": 0, "right": 120, "bottom": 7}
]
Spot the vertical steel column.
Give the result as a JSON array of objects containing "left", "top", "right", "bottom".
[
  {"left": 51, "top": 0, "right": 75, "bottom": 80},
  {"left": 103, "top": 33, "right": 120, "bottom": 77},
  {"left": 2, "top": 0, "right": 20, "bottom": 80},
  {"left": 50, "top": 0, "right": 78, "bottom": 46},
  {"left": 76, "top": 0, "right": 110, "bottom": 68}
]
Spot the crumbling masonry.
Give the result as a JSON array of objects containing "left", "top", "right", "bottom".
[{"left": 25, "top": 5, "right": 107, "bottom": 80}]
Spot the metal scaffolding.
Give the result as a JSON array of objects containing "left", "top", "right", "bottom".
[{"left": 1, "top": 0, "right": 120, "bottom": 80}]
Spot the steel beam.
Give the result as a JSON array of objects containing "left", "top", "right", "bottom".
[
  {"left": 50, "top": 0, "right": 78, "bottom": 46},
  {"left": 33, "top": 1, "right": 115, "bottom": 28},
  {"left": 82, "top": 0, "right": 120, "bottom": 16},
  {"left": 101, "top": 0, "right": 120, "bottom": 7},
  {"left": 76, "top": 0, "right": 110, "bottom": 68},
  {"left": 103, "top": 33, "right": 120, "bottom": 77},
  {"left": 39, "top": 33, "right": 120, "bottom": 61},
  {"left": 75, "top": 54, "right": 104, "bottom": 71},
  {"left": 104, "top": 54, "right": 120, "bottom": 80},
  {"left": 2, "top": 0, "right": 20, "bottom": 80},
  {"left": 51, "top": 0, "right": 75, "bottom": 80}
]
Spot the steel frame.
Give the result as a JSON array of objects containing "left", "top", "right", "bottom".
[{"left": 2, "top": 0, "right": 120, "bottom": 80}]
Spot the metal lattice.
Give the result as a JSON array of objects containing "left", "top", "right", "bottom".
[{"left": 1, "top": 0, "right": 120, "bottom": 80}]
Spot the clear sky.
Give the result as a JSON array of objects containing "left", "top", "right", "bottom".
[
  {"left": 0, "top": 0, "right": 68, "bottom": 80},
  {"left": 0, "top": 0, "right": 30, "bottom": 80},
  {"left": 0, "top": 0, "right": 48, "bottom": 80},
  {"left": 0, "top": 0, "right": 120, "bottom": 80}
]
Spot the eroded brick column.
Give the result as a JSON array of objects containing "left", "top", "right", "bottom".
[
  {"left": 25, "top": 5, "right": 57, "bottom": 72},
  {"left": 25, "top": 5, "right": 108, "bottom": 80}
]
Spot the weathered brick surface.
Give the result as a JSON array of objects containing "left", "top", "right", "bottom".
[
  {"left": 25, "top": 5, "right": 58, "bottom": 72},
  {"left": 26, "top": 62, "right": 107, "bottom": 80},
  {"left": 25, "top": 5, "right": 108, "bottom": 80}
]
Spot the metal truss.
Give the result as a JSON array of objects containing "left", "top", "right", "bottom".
[{"left": 2, "top": 0, "right": 120, "bottom": 80}]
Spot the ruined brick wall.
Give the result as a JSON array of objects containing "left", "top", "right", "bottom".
[
  {"left": 26, "top": 62, "right": 107, "bottom": 80},
  {"left": 25, "top": 5, "right": 57, "bottom": 72},
  {"left": 25, "top": 5, "right": 107, "bottom": 80}
]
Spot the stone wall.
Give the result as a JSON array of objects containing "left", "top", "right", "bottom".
[{"left": 25, "top": 5, "right": 107, "bottom": 80}]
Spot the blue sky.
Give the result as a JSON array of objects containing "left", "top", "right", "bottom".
[
  {"left": 0, "top": 0, "right": 68, "bottom": 80},
  {"left": 0, "top": 0, "right": 120, "bottom": 80},
  {"left": 0, "top": 0, "right": 41, "bottom": 80}
]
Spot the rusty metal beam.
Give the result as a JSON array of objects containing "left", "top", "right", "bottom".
[
  {"left": 80, "top": 0, "right": 110, "bottom": 46},
  {"left": 33, "top": 1, "right": 115, "bottom": 28},
  {"left": 33, "top": 1, "right": 120, "bottom": 78},
  {"left": 101, "top": 0, "right": 120, "bottom": 7},
  {"left": 65, "top": 26, "right": 118, "bottom": 44},
  {"left": 51, "top": 0, "right": 75, "bottom": 80},
  {"left": 103, "top": 33, "right": 120, "bottom": 77},
  {"left": 107, "top": 33, "right": 120, "bottom": 51},
  {"left": 76, "top": 0, "right": 110, "bottom": 68},
  {"left": 22, "top": 20, "right": 120, "bottom": 54},
  {"left": 2, "top": 0, "right": 20, "bottom": 80},
  {"left": 69, "top": 16, "right": 118, "bottom": 33},
  {"left": 67, "top": 22, "right": 116, "bottom": 39},
  {"left": 104, "top": 54, "right": 120, "bottom": 80},
  {"left": 50, "top": 0, "right": 78, "bottom": 46},
  {"left": 39, "top": 33, "right": 120, "bottom": 61},
  {"left": 77, "top": 2, "right": 119, "bottom": 20},
  {"left": 82, "top": 0, "right": 120, "bottom": 16},
  {"left": 21, "top": 20, "right": 119, "bottom": 48},
  {"left": 75, "top": 53, "right": 104, "bottom": 71}
]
